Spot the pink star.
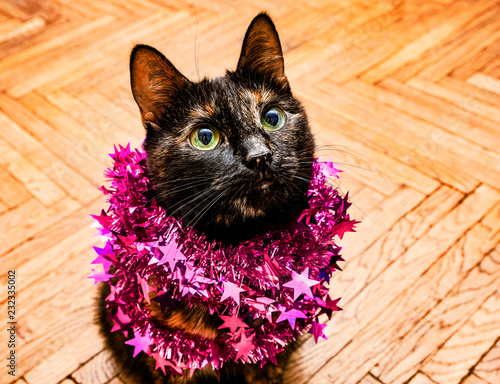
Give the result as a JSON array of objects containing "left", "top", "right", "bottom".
[
  {"left": 124, "top": 330, "right": 152, "bottom": 357},
  {"left": 309, "top": 320, "right": 328, "bottom": 343},
  {"left": 220, "top": 281, "right": 245, "bottom": 306},
  {"left": 91, "top": 245, "right": 115, "bottom": 273},
  {"left": 318, "top": 295, "right": 342, "bottom": 320},
  {"left": 158, "top": 241, "right": 186, "bottom": 271},
  {"left": 115, "top": 307, "right": 132, "bottom": 325},
  {"left": 332, "top": 219, "right": 358, "bottom": 239},
  {"left": 152, "top": 353, "right": 183, "bottom": 375},
  {"left": 87, "top": 269, "right": 114, "bottom": 284},
  {"left": 318, "top": 160, "right": 341, "bottom": 178},
  {"left": 117, "top": 234, "right": 137, "bottom": 246},
  {"left": 276, "top": 308, "right": 308, "bottom": 328},
  {"left": 233, "top": 332, "right": 255, "bottom": 361},
  {"left": 90, "top": 210, "right": 113, "bottom": 230},
  {"left": 283, "top": 267, "right": 319, "bottom": 301},
  {"left": 218, "top": 315, "right": 249, "bottom": 333}
]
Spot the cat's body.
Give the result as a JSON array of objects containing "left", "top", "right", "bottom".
[{"left": 99, "top": 13, "right": 315, "bottom": 383}]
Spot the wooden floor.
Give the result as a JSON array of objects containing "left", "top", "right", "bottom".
[{"left": 1, "top": 0, "right": 499, "bottom": 383}]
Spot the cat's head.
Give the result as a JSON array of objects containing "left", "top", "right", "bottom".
[{"left": 130, "top": 13, "right": 315, "bottom": 244}]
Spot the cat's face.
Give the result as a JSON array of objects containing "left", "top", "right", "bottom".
[{"left": 130, "top": 13, "right": 314, "bottom": 243}]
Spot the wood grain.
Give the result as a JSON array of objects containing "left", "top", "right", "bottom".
[{"left": 1, "top": 1, "right": 499, "bottom": 383}]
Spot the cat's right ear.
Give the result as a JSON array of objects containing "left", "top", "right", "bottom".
[{"left": 130, "top": 44, "right": 188, "bottom": 126}]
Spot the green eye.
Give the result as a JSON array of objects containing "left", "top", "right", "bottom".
[
  {"left": 190, "top": 126, "right": 220, "bottom": 150},
  {"left": 261, "top": 107, "right": 286, "bottom": 131}
]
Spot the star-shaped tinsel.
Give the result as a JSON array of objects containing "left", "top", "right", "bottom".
[
  {"left": 276, "top": 307, "right": 308, "bottom": 329},
  {"left": 91, "top": 243, "right": 115, "bottom": 273},
  {"left": 309, "top": 320, "right": 328, "bottom": 343},
  {"left": 158, "top": 241, "right": 186, "bottom": 272},
  {"left": 233, "top": 332, "right": 255, "bottom": 361},
  {"left": 152, "top": 353, "right": 183, "bottom": 375},
  {"left": 87, "top": 269, "right": 114, "bottom": 284},
  {"left": 218, "top": 314, "right": 249, "bottom": 333},
  {"left": 283, "top": 267, "right": 319, "bottom": 301},
  {"left": 124, "top": 330, "right": 152, "bottom": 357},
  {"left": 92, "top": 145, "right": 357, "bottom": 376},
  {"left": 220, "top": 281, "right": 245, "bottom": 306}
]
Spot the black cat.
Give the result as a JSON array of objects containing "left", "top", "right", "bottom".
[{"left": 99, "top": 12, "right": 315, "bottom": 383}]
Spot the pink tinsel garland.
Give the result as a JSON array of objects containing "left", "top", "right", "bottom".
[{"left": 90, "top": 144, "right": 357, "bottom": 376}]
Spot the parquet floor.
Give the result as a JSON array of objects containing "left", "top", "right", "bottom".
[{"left": 0, "top": 0, "right": 499, "bottom": 383}]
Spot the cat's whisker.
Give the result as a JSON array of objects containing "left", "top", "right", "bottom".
[
  {"left": 192, "top": 2, "right": 201, "bottom": 82},
  {"left": 154, "top": 179, "right": 213, "bottom": 199},
  {"left": 168, "top": 186, "right": 218, "bottom": 217},
  {"left": 142, "top": 179, "right": 214, "bottom": 206},
  {"left": 187, "top": 185, "right": 235, "bottom": 230}
]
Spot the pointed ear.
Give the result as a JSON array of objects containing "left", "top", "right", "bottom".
[
  {"left": 236, "top": 13, "right": 288, "bottom": 88},
  {"left": 130, "top": 44, "right": 189, "bottom": 125}
]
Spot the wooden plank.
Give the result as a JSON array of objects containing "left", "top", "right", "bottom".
[
  {"left": 407, "top": 373, "right": 438, "bottom": 384},
  {"left": 0, "top": 199, "right": 8, "bottom": 213},
  {"left": 415, "top": 16, "right": 500, "bottom": 81},
  {"left": 304, "top": 95, "right": 440, "bottom": 196},
  {"left": 12, "top": 379, "right": 28, "bottom": 384},
  {"left": 483, "top": 58, "right": 500, "bottom": 79},
  {"left": 38, "top": 89, "right": 143, "bottom": 155},
  {"left": 421, "top": 292, "right": 500, "bottom": 384},
  {"left": 72, "top": 350, "right": 119, "bottom": 384},
  {"left": 0, "top": 196, "right": 80, "bottom": 259},
  {"left": 450, "top": 37, "right": 500, "bottom": 80},
  {"left": 2, "top": 12, "right": 195, "bottom": 98},
  {"left": 360, "top": 0, "right": 491, "bottom": 83},
  {"left": 301, "top": 83, "right": 488, "bottom": 192},
  {"left": 306, "top": 1, "right": 445, "bottom": 83},
  {"left": 339, "top": 185, "right": 426, "bottom": 261},
  {"left": 23, "top": 320, "right": 105, "bottom": 384},
  {"left": 316, "top": 80, "right": 500, "bottom": 190},
  {"left": 357, "top": 373, "right": 384, "bottom": 384},
  {"left": 0, "top": 94, "right": 105, "bottom": 186},
  {"left": 19, "top": 92, "right": 114, "bottom": 164},
  {"left": 462, "top": 373, "right": 494, "bottom": 384},
  {"left": 0, "top": 109, "right": 94, "bottom": 204},
  {"left": 0, "top": 165, "right": 30, "bottom": 209},
  {"left": 285, "top": 185, "right": 500, "bottom": 384},
  {"left": 364, "top": 78, "right": 500, "bottom": 153},
  {"left": 332, "top": 185, "right": 462, "bottom": 307},
  {"left": 473, "top": 339, "right": 500, "bottom": 384},
  {"left": 438, "top": 76, "right": 500, "bottom": 109},
  {"left": 389, "top": 6, "right": 500, "bottom": 83},
  {"left": 0, "top": 196, "right": 103, "bottom": 291},
  {"left": 373, "top": 249, "right": 500, "bottom": 383},
  {"left": 406, "top": 77, "right": 500, "bottom": 126},
  {"left": 0, "top": 16, "right": 114, "bottom": 71},
  {"left": 64, "top": 89, "right": 144, "bottom": 146},
  {"left": 467, "top": 73, "right": 500, "bottom": 96},
  {"left": 309, "top": 217, "right": 500, "bottom": 384},
  {"left": 0, "top": 243, "right": 104, "bottom": 381},
  {"left": 0, "top": 137, "right": 67, "bottom": 207}
]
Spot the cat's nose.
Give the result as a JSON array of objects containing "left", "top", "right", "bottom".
[{"left": 244, "top": 147, "right": 272, "bottom": 175}]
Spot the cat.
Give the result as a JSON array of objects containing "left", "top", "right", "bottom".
[{"left": 98, "top": 12, "right": 315, "bottom": 384}]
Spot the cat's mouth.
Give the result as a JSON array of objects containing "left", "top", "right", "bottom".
[{"left": 257, "top": 177, "right": 274, "bottom": 190}]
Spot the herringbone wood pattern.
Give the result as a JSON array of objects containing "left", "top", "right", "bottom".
[{"left": 1, "top": 1, "right": 499, "bottom": 383}]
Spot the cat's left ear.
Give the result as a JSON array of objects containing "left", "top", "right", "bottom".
[{"left": 236, "top": 13, "right": 289, "bottom": 89}]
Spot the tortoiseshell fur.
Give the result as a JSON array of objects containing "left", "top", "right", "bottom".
[{"left": 98, "top": 12, "right": 314, "bottom": 383}]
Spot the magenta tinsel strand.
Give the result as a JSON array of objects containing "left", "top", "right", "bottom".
[{"left": 90, "top": 144, "right": 358, "bottom": 375}]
